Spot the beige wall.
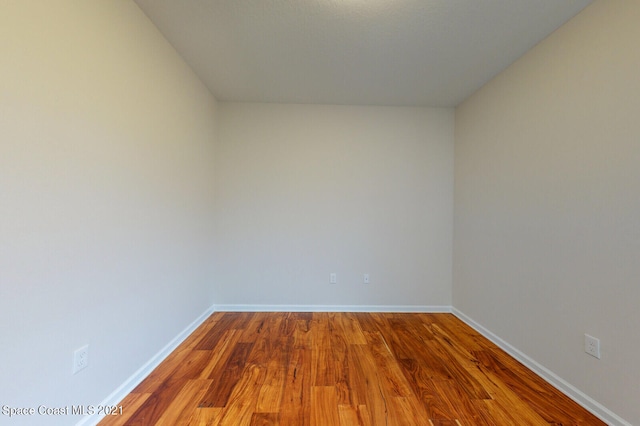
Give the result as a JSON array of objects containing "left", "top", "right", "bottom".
[
  {"left": 454, "top": 1, "right": 639, "bottom": 424},
  {"left": 214, "top": 103, "right": 453, "bottom": 309},
  {"left": 0, "top": 2, "right": 218, "bottom": 424}
]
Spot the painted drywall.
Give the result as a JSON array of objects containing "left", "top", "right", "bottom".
[
  {"left": 0, "top": 2, "right": 218, "bottom": 425},
  {"left": 214, "top": 103, "right": 453, "bottom": 308},
  {"left": 454, "top": 0, "right": 640, "bottom": 424}
]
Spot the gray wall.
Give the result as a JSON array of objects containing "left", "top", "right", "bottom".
[
  {"left": 454, "top": 1, "right": 640, "bottom": 424},
  {"left": 214, "top": 103, "right": 453, "bottom": 309},
  {"left": 0, "top": 2, "right": 218, "bottom": 425}
]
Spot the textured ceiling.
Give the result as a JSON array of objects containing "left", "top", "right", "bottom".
[{"left": 134, "top": 0, "right": 593, "bottom": 107}]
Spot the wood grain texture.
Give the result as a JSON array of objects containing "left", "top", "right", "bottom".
[{"left": 100, "top": 312, "right": 605, "bottom": 425}]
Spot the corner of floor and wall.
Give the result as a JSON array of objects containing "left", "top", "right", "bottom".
[{"left": 1, "top": 1, "right": 638, "bottom": 426}]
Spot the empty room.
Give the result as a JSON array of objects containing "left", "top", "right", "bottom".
[{"left": 1, "top": 0, "right": 638, "bottom": 425}]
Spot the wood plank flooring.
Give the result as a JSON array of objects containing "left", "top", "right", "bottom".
[{"left": 99, "top": 312, "right": 605, "bottom": 425}]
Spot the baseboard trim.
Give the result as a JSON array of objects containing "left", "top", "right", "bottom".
[
  {"left": 451, "top": 308, "right": 631, "bottom": 426},
  {"left": 212, "top": 304, "right": 452, "bottom": 313},
  {"left": 76, "top": 305, "right": 216, "bottom": 426}
]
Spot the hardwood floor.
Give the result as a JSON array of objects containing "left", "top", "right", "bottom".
[{"left": 99, "top": 312, "right": 605, "bottom": 425}]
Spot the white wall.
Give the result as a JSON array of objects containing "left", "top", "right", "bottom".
[
  {"left": 454, "top": 1, "right": 640, "bottom": 424},
  {"left": 0, "top": 2, "right": 218, "bottom": 425},
  {"left": 214, "top": 103, "right": 453, "bottom": 309}
]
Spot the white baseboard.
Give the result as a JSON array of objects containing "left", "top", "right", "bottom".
[
  {"left": 212, "top": 304, "right": 452, "bottom": 313},
  {"left": 451, "top": 308, "right": 631, "bottom": 426},
  {"left": 75, "top": 306, "right": 215, "bottom": 426}
]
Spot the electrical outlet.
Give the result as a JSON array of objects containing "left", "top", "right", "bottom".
[
  {"left": 584, "top": 334, "right": 601, "bottom": 359},
  {"left": 330, "top": 273, "right": 337, "bottom": 284},
  {"left": 363, "top": 274, "right": 370, "bottom": 284},
  {"left": 73, "top": 344, "right": 89, "bottom": 374}
]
